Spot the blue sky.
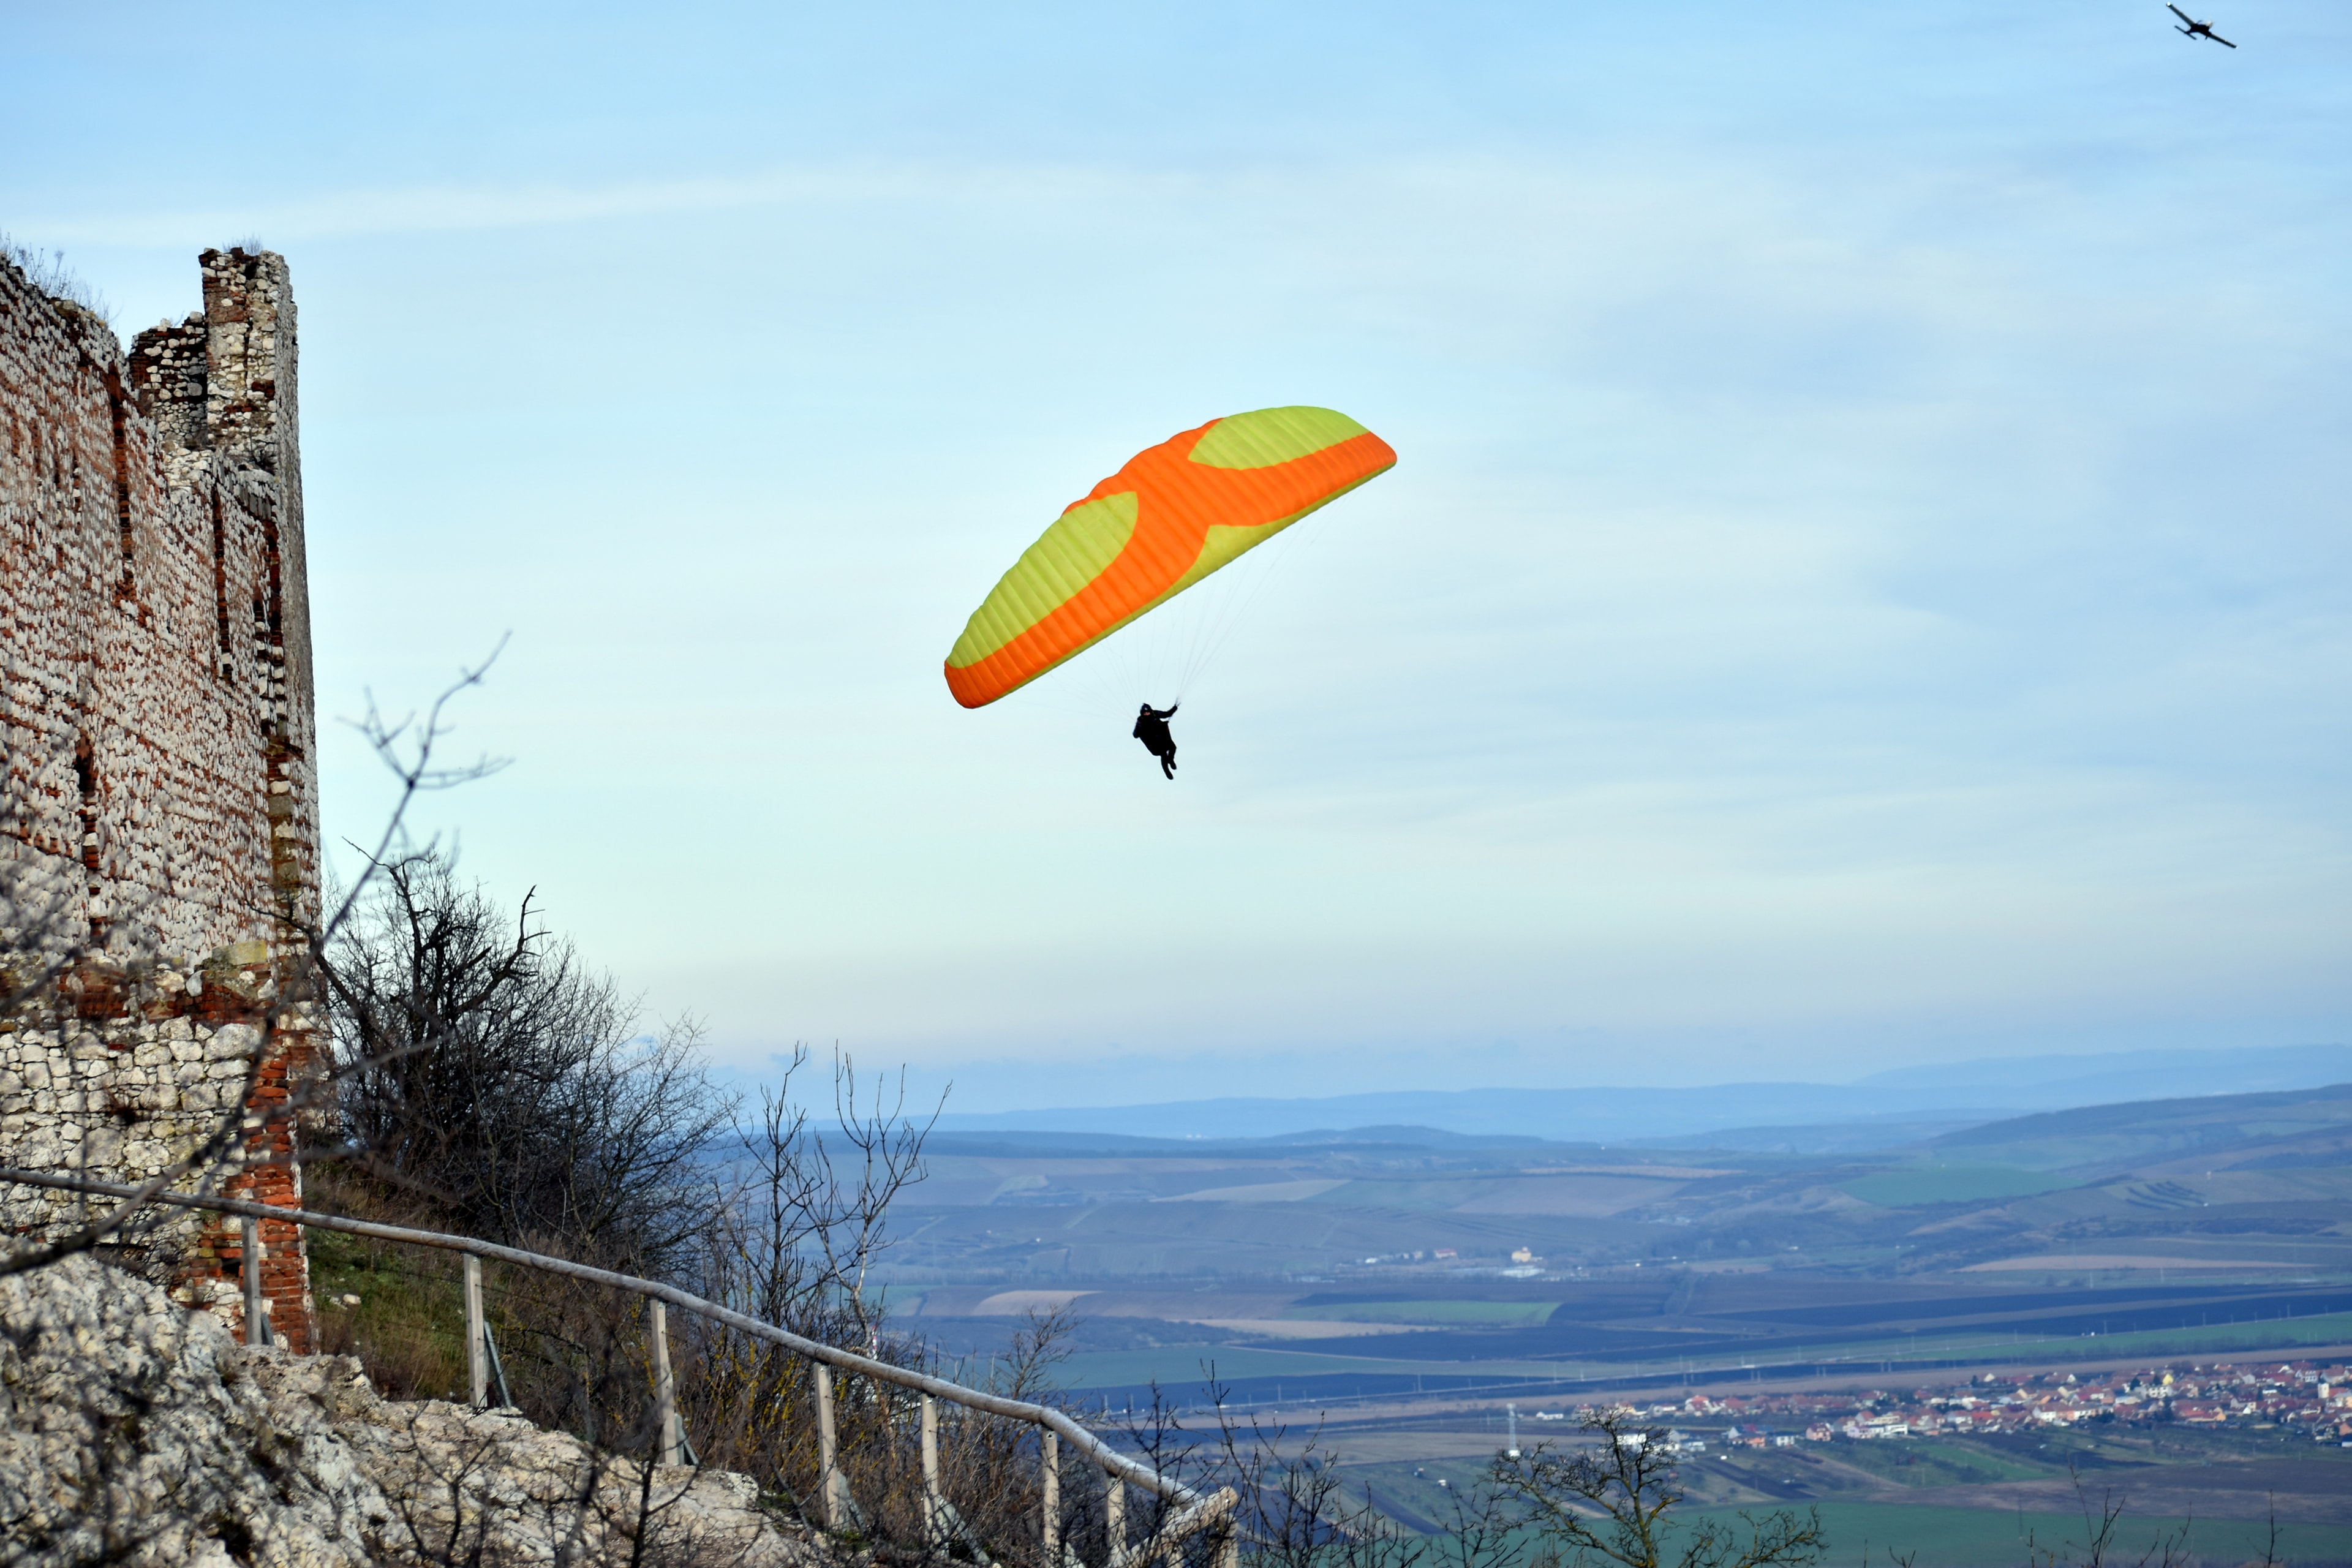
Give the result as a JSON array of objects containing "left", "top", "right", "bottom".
[{"left": 7, "top": 1, "right": 2346, "bottom": 1109}]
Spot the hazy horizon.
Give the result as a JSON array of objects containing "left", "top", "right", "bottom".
[{"left": 895, "top": 1040, "right": 2351, "bottom": 1129}]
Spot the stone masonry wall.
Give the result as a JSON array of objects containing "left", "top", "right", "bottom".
[{"left": 0, "top": 248, "right": 320, "bottom": 1350}]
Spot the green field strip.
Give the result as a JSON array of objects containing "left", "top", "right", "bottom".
[
  {"left": 1348, "top": 1465, "right": 2352, "bottom": 1564},
  {"left": 1732, "top": 1311, "right": 2352, "bottom": 1374},
  {"left": 1052, "top": 1312, "right": 2352, "bottom": 1400},
  {"left": 1681, "top": 1502, "right": 2352, "bottom": 1568},
  {"left": 1054, "top": 1344, "right": 1585, "bottom": 1390}
]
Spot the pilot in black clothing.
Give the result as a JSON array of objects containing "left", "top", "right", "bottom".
[{"left": 1133, "top": 703, "right": 1179, "bottom": 779}]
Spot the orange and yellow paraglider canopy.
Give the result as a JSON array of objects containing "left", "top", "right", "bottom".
[{"left": 946, "top": 406, "right": 1395, "bottom": 708}]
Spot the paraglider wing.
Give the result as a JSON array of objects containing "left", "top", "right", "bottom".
[{"left": 944, "top": 406, "right": 1397, "bottom": 708}]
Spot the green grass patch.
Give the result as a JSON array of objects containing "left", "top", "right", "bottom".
[
  {"left": 1815, "top": 1437, "right": 2053, "bottom": 1488},
  {"left": 1286, "top": 1300, "right": 1561, "bottom": 1326},
  {"left": 1840, "top": 1166, "right": 2072, "bottom": 1207},
  {"left": 1912, "top": 1311, "right": 2352, "bottom": 1366},
  {"left": 306, "top": 1228, "right": 470, "bottom": 1401},
  {"left": 1351, "top": 1460, "right": 2352, "bottom": 1566},
  {"left": 1686, "top": 1501, "right": 2352, "bottom": 1568}
]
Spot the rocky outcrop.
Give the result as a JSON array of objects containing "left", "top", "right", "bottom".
[{"left": 0, "top": 1253, "right": 823, "bottom": 1566}]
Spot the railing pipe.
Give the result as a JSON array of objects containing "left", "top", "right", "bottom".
[{"left": 484, "top": 1310, "right": 514, "bottom": 1409}]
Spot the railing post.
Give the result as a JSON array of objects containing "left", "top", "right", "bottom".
[
  {"left": 240, "top": 1214, "right": 268, "bottom": 1347},
  {"left": 1213, "top": 1519, "right": 1239, "bottom": 1568},
  {"left": 1104, "top": 1468, "right": 1126, "bottom": 1564},
  {"left": 464, "top": 1254, "right": 488, "bottom": 1407},
  {"left": 815, "top": 1361, "right": 845, "bottom": 1531},
  {"left": 651, "top": 1299, "right": 684, "bottom": 1465},
  {"left": 1041, "top": 1427, "right": 1060, "bottom": 1562},
  {"left": 921, "top": 1393, "right": 944, "bottom": 1548}
]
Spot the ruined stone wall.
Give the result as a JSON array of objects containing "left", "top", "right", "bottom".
[{"left": 0, "top": 248, "right": 320, "bottom": 1349}]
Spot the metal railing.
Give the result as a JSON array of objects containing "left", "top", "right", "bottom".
[{"left": 1, "top": 1168, "right": 1237, "bottom": 1567}]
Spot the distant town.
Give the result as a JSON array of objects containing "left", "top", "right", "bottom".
[{"left": 1547, "top": 1359, "right": 2352, "bottom": 1450}]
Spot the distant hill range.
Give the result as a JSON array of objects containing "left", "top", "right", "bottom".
[
  {"left": 899, "top": 1077, "right": 2352, "bottom": 1335},
  {"left": 929, "top": 1042, "right": 2351, "bottom": 1150}
]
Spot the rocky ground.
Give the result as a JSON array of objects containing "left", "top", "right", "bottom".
[{"left": 0, "top": 1253, "right": 829, "bottom": 1566}]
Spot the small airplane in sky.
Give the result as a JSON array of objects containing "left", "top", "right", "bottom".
[{"left": 2167, "top": 4, "right": 2237, "bottom": 47}]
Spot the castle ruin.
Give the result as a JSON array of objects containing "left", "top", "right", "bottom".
[{"left": 0, "top": 246, "right": 320, "bottom": 1350}]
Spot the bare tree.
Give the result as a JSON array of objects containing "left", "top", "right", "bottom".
[
  {"left": 1490, "top": 1411, "right": 1824, "bottom": 1568},
  {"left": 690, "top": 1048, "right": 937, "bottom": 1338},
  {"left": 1201, "top": 1401, "right": 1357, "bottom": 1568},
  {"left": 1096, "top": 1368, "right": 1475, "bottom": 1568},
  {"left": 1428, "top": 1469, "right": 1532, "bottom": 1568}
]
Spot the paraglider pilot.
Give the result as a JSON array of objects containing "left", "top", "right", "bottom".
[{"left": 1134, "top": 703, "right": 1179, "bottom": 779}]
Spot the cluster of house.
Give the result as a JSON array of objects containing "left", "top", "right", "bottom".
[{"left": 1537, "top": 1360, "right": 2352, "bottom": 1449}]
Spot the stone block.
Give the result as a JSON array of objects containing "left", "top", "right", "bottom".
[{"left": 206, "top": 1023, "right": 262, "bottom": 1061}]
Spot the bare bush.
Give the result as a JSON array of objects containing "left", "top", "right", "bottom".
[
  {"left": 320, "top": 846, "right": 733, "bottom": 1276},
  {"left": 0, "top": 235, "right": 110, "bottom": 321}
]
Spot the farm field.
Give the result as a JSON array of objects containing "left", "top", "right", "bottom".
[
  {"left": 886, "top": 1083, "right": 2352, "bottom": 1559},
  {"left": 1838, "top": 1166, "right": 2076, "bottom": 1206},
  {"left": 1028, "top": 1322, "right": 2352, "bottom": 1415},
  {"left": 1334, "top": 1483, "right": 2352, "bottom": 1559},
  {"left": 1311, "top": 1420, "right": 2352, "bottom": 1557},
  {"left": 888, "top": 1084, "right": 2352, "bottom": 1289},
  {"left": 888, "top": 1084, "right": 2352, "bottom": 1411},
  {"left": 1686, "top": 1504, "right": 2352, "bottom": 1568},
  {"left": 1283, "top": 1299, "right": 1563, "bottom": 1325},
  {"left": 907, "top": 1265, "right": 2352, "bottom": 1412}
]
